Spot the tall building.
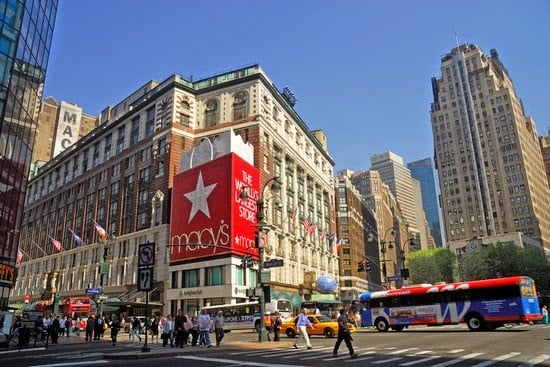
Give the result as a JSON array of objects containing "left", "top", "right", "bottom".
[
  {"left": 430, "top": 43, "right": 550, "bottom": 252},
  {"left": 0, "top": 0, "right": 58, "bottom": 310},
  {"left": 30, "top": 97, "right": 98, "bottom": 177},
  {"left": 408, "top": 157, "right": 443, "bottom": 247},
  {"left": 370, "top": 152, "right": 427, "bottom": 245},
  {"left": 334, "top": 170, "right": 374, "bottom": 298},
  {"left": 11, "top": 65, "right": 338, "bottom": 316},
  {"left": 347, "top": 169, "right": 408, "bottom": 289}
]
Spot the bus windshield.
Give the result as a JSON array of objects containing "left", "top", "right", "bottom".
[{"left": 359, "top": 275, "right": 542, "bottom": 332}]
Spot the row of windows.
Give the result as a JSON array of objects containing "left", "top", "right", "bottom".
[{"left": 170, "top": 266, "right": 230, "bottom": 288}]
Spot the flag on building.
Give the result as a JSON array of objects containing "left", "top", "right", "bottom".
[
  {"left": 289, "top": 208, "right": 297, "bottom": 224},
  {"left": 319, "top": 228, "right": 327, "bottom": 240},
  {"left": 308, "top": 221, "right": 318, "bottom": 236},
  {"left": 50, "top": 237, "right": 62, "bottom": 251},
  {"left": 328, "top": 232, "right": 336, "bottom": 245},
  {"left": 16, "top": 248, "right": 23, "bottom": 264},
  {"left": 69, "top": 229, "right": 83, "bottom": 246},
  {"left": 335, "top": 237, "right": 343, "bottom": 253},
  {"left": 94, "top": 221, "right": 107, "bottom": 241},
  {"left": 302, "top": 216, "right": 311, "bottom": 231}
]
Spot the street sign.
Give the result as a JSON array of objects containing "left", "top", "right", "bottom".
[
  {"left": 138, "top": 242, "right": 155, "bottom": 267},
  {"left": 86, "top": 287, "right": 103, "bottom": 295},
  {"left": 138, "top": 267, "right": 154, "bottom": 291},
  {"left": 386, "top": 275, "right": 403, "bottom": 281},
  {"left": 263, "top": 259, "right": 284, "bottom": 268}
]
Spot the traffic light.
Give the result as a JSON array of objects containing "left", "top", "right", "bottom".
[
  {"left": 365, "top": 260, "right": 372, "bottom": 272},
  {"left": 357, "top": 259, "right": 367, "bottom": 272}
]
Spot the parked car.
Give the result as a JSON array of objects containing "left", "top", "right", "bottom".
[{"left": 281, "top": 314, "right": 356, "bottom": 338}]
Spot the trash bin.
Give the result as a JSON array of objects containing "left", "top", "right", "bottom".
[{"left": 18, "top": 327, "right": 30, "bottom": 348}]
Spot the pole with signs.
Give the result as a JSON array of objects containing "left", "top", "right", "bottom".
[{"left": 138, "top": 241, "right": 155, "bottom": 353}]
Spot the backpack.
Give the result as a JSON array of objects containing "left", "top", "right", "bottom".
[{"left": 184, "top": 320, "right": 193, "bottom": 331}]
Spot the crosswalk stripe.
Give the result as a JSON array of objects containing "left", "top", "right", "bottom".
[
  {"left": 430, "top": 352, "right": 484, "bottom": 367},
  {"left": 518, "top": 354, "right": 550, "bottom": 367},
  {"left": 372, "top": 356, "right": 404, "bottom": 364},
  {"left": 389, "top": 348, "right": 419, "bottom": 355},
  {"left": 469, "top": 352, "right": 521, "bottom": 367},
  {"left": 400, "top": 356, "right": 441, "bottom": 366}
]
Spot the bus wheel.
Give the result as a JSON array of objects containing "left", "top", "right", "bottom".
[
  {"left": 466, "top": 313, "right": 485, "bottom": 331},
  {"left": 255, "top": 321, "right": 261, "bottom": 333},
  {"left": 393, "top": 325, "right": 405, "bottom": 332},
  {"left": 375, "top": 317, "right": 389, "bottom": 332},
  {"left": 324, "top": 328, "right": 334, "bottom": 338},
  {"left": 286, "top": 329, "right": 296, "bottom": 338}
]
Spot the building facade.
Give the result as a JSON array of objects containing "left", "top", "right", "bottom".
[
  {"left": 11, "top": 65, "right": 338, "bottom": 316},
  {"left": 30, "top": 97, "right": 98, "bottom": 178},
  {"left": 408, "top": 157, "right": 443, "bottom": 247},
  {"left": 334, "top": 171, "right": 372, "bottom": 300},
  {"left": 430, "top": 44, "right": 550, "bottom": 252},
  {"left": 0, "top": 0, "right": 58, "bottom": 310}
]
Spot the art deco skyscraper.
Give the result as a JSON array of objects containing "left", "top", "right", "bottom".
[{"left": 430, "top": 43, "right": 550, "bottom": 251}]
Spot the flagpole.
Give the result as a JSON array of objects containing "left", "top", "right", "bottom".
[{"left": 31, "top": 240, "right": 47, "bottom": 256}]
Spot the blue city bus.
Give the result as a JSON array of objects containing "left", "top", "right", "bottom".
[{"left": 359, "top": 275, "right": 542, "bottom": 332}]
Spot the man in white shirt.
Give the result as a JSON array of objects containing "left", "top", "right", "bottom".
[{"left": 163, "top": 314, "right": 174, "bottom": 347}]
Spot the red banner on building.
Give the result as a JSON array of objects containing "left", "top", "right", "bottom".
[{"left": 170, "top": 153, "right": 259, "bottom": 263}]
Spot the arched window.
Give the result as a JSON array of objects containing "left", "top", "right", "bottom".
[
  {"left": 204, "top": 99, "right": 218, "bottom": 127},
  {"left": 232, "top": 91, "right": 248, "bottom": 121}
]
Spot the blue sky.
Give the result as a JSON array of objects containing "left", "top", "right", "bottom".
[{"left": 43, "top": 0, "right": 550, "bottom": 172}]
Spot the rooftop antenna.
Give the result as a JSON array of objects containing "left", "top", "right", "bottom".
[{"left": 454, "top": 29, "right": 460, "bottom": 48}]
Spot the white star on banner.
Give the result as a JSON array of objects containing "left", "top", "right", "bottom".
[{"left": 184, "top": 171, "right": 217, "bottom": 223}]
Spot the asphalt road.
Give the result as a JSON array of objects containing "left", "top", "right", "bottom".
[{"left": 2, "top": 324, "right": 549, "bottom": 367}]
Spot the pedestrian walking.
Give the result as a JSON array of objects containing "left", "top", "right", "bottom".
[
  {"left": 131, "top": 317, "right": 142, "bottom": 342},
  {"left": 543, "top": 305, "right": 549, "bottom": 324},
  {"left": 332, "top": 308, "right": 357, "bottom": 359},
  {"left": 197, "top": 308, "right": 212, "bottom": 348},
  {"left": 213, "top": 311, "right": 225, "bottom": 346},
  {"left": 110, "top": 316, "right": 121, "bottom": 346},
  {"left": 293, "top": 308, "right": 314, "bottom": 350},
  {"left": 190, "top": 316, "right": 199, "bottom": 346},
  {"left": 150, "top": 316, "right": 159, "bottom": 343},
  {"left": 85, "top": 315, "right": 95, "bottom": 343}
]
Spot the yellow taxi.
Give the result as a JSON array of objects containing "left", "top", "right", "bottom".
[{"left": 281, "top": 314, "right": 356, "bottom": 338}]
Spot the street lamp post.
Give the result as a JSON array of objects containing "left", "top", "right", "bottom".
[
  {"left": 240, "top": 176, "right": 281, "bottom": 343},
  {"left": 368, "top": 227, "right": 395, "bottom": 287},
  {"left": 98, "top": 232, "right": 116, "bottom": 318}
]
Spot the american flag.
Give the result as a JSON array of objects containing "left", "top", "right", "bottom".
[
  {"left": 328, "top": 232, "right": 336, "bottom": 245},
  {"left": 302, "top": 216, "right": 311, "bottom": 231},
  {"left": 308, "top": 221, "right": 318, "bottom": 236},
  {"left": 319, "top": 228, "right": 327, "bottom": 240},
  {"left": 51, "top": 238, "right": 62, "bottom": 251},
  {"left": 289, "top": 208, "right": 297, "bottom": 224}
]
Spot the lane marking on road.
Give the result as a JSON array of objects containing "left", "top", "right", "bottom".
[
  {"left": 448, "top": 349, "right": 464, "bottom": 354},
  {"left": 469, "top": 352, "right": 521, "bottom": 367},
  {"left": 430, "top": 352, "right": 484, "bottom": 367},
  {"left": 176, "top": 355, "right": 308, "bottom": 367},
  {"left": 29, "top": 361, "right": 109, "bottom": 367}
]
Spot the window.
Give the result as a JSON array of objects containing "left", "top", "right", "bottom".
[
  {"left": 205, "top": 99, "right": 218, "bottom": 127},
  {"left": 232, "top": 91, "right": 247, "bottom": 121},
  {"left": 182, "top": 269, "right": 199, "bottom": 287},
  {"left": 205, "top": 265, "right": 225, "bottom": 286},
  {"left": 179, "top": 113, "right": 190, "bottom": 127},
  {"left": 145, "top": 107, "right": 155, "bottom": 137},
  {"left": 130, "top": 116, "right": 140, "bottom": 146}
]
